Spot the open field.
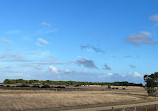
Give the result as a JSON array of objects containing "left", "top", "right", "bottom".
[{"left": 0, "top": 86, "right": 157, "bottom": 111}]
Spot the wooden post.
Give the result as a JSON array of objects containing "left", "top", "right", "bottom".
[
  {"left": 123, "top": 107, "right": 125, "bottom": 111},
  {"left": 112, "top": 107, "right": 114, "bottom": 111},
  {"left": 156, "top": 104, "right": 158, "bottom": 111},
  {"left": 134, "top": 106, "right": 136, "bottom": 111}
]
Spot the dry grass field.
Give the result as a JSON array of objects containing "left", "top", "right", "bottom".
[{"left": 0, "top": 86, "right": 156, "bottom": 111}]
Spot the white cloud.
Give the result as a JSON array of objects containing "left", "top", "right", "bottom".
[
  {"left": 38, "top": 38, "right": 48, "bottom": 44},
  {"left": 48, "top": 65, "right": 58, "bottom": 73},
  {"left": 97, "top": 72, "right": 144, "bottom": 83},
  {"left": 42, "top": 22, "right": 51, "bottom": 26},
  {"left": 107, "top": 72, "right": 113, "bottom": 76},
  {"left": 36, "top": 38, "right": 48, "bottom": 46},
  {"left": 133, "top": 72, "right": 142, "bottom": 77},
  {"left": 1, "top": 38, "right": 13, "bottom": 44}
]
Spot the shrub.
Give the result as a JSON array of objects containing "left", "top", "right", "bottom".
[
  {"left": 17, "top": 84, "right": 30, "bottom": 87},
  {"left": 74, "top": 85, "right": 80, "bottom": 87},
  {"left": 6, "top": 85, "right": 10, "bottom": 87},
  {"left": 55, "top": 86, "right": 65, "bottom": 88},
  {"left": 32, "top": 85, "right": 40, "bottom": 88},
  {"left": 108, "top": 85, "right": 111, "bottom": 89},
  {"left": 41, "top": 85, "right": 50, "bottom": 88}
]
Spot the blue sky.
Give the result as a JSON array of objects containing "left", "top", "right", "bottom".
[{"left": 0, "top": 0, "right": 158, "bottom": 83}]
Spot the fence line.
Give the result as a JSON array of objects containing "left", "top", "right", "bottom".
[{"left": 106, "top": 104, "right": 158, "bottom": 111}]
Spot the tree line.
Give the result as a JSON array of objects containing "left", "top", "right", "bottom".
[
  {"left": 3, "top": 71, "right": 158, "bottom": 97},
  {"left": 3, "top": 79, "right": 143, "bottom": 86}
]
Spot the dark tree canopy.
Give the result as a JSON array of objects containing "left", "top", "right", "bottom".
[{"left": 144, "top": 72, "right": 158, "bottom": 96}]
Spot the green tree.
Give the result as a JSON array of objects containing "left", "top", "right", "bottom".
[{"left": 144, "top": 72, "right": 158, "bottom": 96}]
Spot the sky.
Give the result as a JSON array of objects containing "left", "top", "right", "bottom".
[{"left": 0, "top": 0, "right": 158, "bottom": 83}]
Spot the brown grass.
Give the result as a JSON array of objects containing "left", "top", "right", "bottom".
[{"left": 0, "top": 86, "right": 150, "bottom": 111}]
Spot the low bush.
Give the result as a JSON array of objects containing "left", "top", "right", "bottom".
[
  {"left": 6, "top": 85, "right": 10, "bottom": 87},
  {"left": 41, "top": 85, "right": 50, "bottom": 88},
  {"left": 74, "top": 85, "right": 80, "bottom": 87},
  {"left": 55, "top": 86, "right": 65, "bottom": 88},
  {"left": 32, "top": 85, "right": 40, "bottom": 88},
  {"left": 17, "top": 84, "right": 30, "bottom": 87}
]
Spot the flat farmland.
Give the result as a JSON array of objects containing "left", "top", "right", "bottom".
[{"left": 0, "top": 86, "right": 156, "bottom": 111}]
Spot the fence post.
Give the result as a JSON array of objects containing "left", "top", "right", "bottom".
[
  {"left": 112, "top": 107, "right": 114, "bottom": 111},
  {"left": 156, "top": 104, "right": 158, "bottom": 111},
  {"left": 123, "top": 107, "right": 125, "bottom": 111},
  {"left": 134, "top": 106, "right": 136, "bottom": 111}
]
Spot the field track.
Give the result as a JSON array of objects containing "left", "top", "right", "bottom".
[{"left": 63, "top": 101, "right": 158, "bottom": 111}]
